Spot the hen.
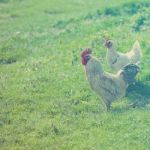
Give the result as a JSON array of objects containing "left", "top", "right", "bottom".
[
  {"left": 81, "top": 48, "right": 139, "bottom": 110},
  {"left": 105, "top": 39, "right": 142, "bottom": 71}
]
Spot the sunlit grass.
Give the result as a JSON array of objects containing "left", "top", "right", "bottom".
[{"left": 0, "top": 0, "right": 150, "bottom": 149}]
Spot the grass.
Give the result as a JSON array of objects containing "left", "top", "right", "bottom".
[{"left": 0, "top": 0, "right": 150, "bottom": 149}]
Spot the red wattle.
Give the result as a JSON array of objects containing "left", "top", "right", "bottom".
[{"left": 82, "top": 59, "right": 86, "bottom": 65}]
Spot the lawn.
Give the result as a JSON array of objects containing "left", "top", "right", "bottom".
[{"left": 0, "top": 0, "right": 150, "bottom": 149}]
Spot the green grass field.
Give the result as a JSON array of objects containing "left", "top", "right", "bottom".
[{"left": 0, "top": 0, "right": 150, "bottom": 149}]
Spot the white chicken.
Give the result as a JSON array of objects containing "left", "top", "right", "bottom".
[
  {"left": 105, "top": 39, "right": 142, "bottom": 71},
  {"left": 81, "top": 48, "right": 139, "bottom": 110}
]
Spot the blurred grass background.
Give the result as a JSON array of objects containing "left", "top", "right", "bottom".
[{"left": 0, "top": 0, "right": 150, "bottom": 149}]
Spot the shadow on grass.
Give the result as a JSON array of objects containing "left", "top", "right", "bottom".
[
  {"left": 0, "top": 0, "right": 9, "bottom": 3},
  {"left": 111, "top": 81, "right": 150, "bottom": 113},
  {"left": 127, "top": 81, "right": 150, "bottom": 97},
  {"left": 111, "top": 106, "right": 131, "bottom": 114},
  {"left": 0, "top": 58, "right": 16, "bottom": 65},
  {"left": 126, "top": 81, "right": 150, "bottom": 108}
]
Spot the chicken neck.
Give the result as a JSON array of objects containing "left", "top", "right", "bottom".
[{"left": 85, "top": 57, "right": 104, "bottom": 78}]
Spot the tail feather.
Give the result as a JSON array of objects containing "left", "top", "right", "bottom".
[
  {"left": 132, "top": 40, "right": 142, "bottom": 57},
  {"left": 133, "top": 40, "right": 140, "bottom": 49},
  {"left": 122, "top": 63, "right": 140, "bottom": 84}
]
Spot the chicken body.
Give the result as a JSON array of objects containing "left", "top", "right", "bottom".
[
  {"left": 106, "top": 40, "right": 142, "bottom": 71},
  {"left": 85, "top": 57, "right": 127, "bottom": 110},
  {"left": 81, "top": 49, "right": 139, "bottom": 110}
]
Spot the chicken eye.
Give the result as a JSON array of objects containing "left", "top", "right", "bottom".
[{"left": 108, "top": 41, "right": 112, "bottom": 47}]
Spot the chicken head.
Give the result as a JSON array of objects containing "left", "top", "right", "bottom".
[
  {"left": 105, "top": 39, "right": 113, "bottom": 49},
  {"left": 81, "top": 48, "right": 92, "bottom": 65}
]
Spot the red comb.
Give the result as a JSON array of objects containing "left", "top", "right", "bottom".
[{"left": 81, "top": 48, "right": 92, "bottom": 57}]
